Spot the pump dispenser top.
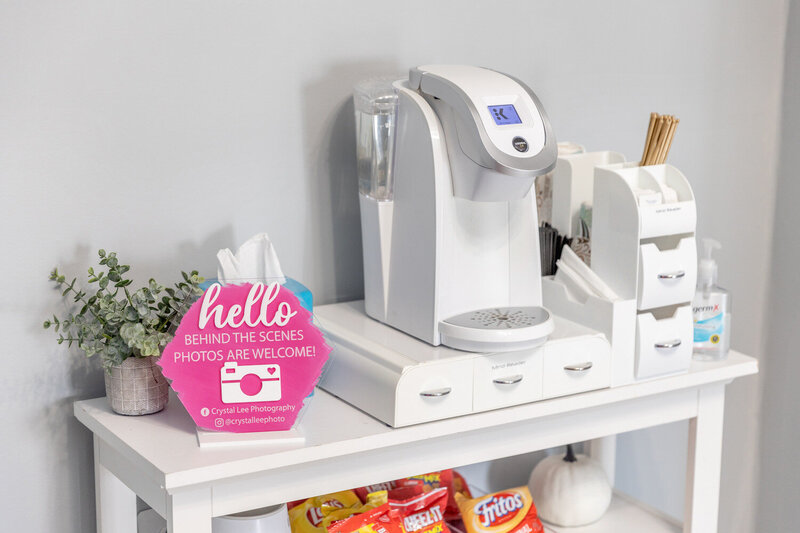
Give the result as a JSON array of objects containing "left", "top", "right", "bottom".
[{"left": 698, "top": 238, "right": 721, "bottom": 288}]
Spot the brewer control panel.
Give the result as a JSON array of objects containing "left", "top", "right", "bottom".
[{"left": 409, "top": 65, "right": 554, "bottom": 173}]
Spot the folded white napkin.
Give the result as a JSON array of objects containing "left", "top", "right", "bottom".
[{"left": 555, "top": 244, "right": 618, "bottom": 301}]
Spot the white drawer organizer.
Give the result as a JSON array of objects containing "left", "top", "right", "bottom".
[
  {"left": 316, "top": 301, "right": 611, "bottom": 427},
  {"left": 592, "top": 163, "right": 697, "bottom": 380}
]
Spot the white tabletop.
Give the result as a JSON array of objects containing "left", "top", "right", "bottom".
[{"left": 74, "top": 351, "right": 756, "bottom": 491}]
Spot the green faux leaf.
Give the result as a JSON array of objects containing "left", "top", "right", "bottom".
[{"left": 46, "top": 248, "right": 201, "bottom": 365}]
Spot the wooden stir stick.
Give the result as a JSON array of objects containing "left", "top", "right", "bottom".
[{"left": 640, "top": 112, "right": 680, "bottom": 166}]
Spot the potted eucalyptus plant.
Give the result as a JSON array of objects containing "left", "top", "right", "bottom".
[{"left": 45, "top": 249, "right": 203, "bottom": 415}]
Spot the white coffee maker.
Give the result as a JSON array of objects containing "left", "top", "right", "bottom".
[
  {"left": 316, "top": 66, "right": 610, "bottom": 427},
  {"left": 360, "top": 65, "right": 557, "bottom": 352}
]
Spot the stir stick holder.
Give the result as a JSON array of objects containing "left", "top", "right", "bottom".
[{"left": 592, "top": 163, "right": 697, "bottom": 380}]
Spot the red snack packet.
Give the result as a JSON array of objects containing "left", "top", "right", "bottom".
[
  {"left": 390, "top": 486, "right": 450, "bottom": 533},
  {"left": 355, "top": 479, "right": 425, "bottom": 503},
  {"left": 408, "top": 470, "right": 462, "bottom": 520},
  {"left": 328, "top": 504, "right": 404, "bottom": 533},
  {"left": 408, "top": 471, "right": 454, "bottom": 493},
  {"left": 452, "top": 471, "right": 473, "bottom": 500}
]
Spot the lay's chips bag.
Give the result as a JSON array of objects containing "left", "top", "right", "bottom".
[{"left": 289, "top": 490, "right": 362, "bottom": 533}]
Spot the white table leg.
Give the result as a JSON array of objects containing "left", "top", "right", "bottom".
[
  {"left": 94, "top": 435, "right": 137, "bottom": 533},
  {"left": 683, "top": 383, "right": 726, "bottom": 533},
  {"left": 589, "top": 435, "right": 617, "bottom": 486},
  {"left": 167, "top": 486, "right": 213, "bottom": 533}
]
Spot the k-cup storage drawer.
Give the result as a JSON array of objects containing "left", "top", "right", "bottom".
[
  {"left": 635, "top": 305, "right": 693, "bottom": 380},
  {"left": 637, "top": 237, "right": 697, "bottom": 310},
  {"left": 542, "top": 336, "right": 611, "bottom": 399},
  {"left": 473, "top": 348, "right": 544, "bottom": 412},
  {"left": 394, "top": 361, "right": 474, "bottom": 426}
]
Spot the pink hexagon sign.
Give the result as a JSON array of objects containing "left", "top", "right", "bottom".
[{"left": 159, "top": 282, "right": 330, "bottom": 432}]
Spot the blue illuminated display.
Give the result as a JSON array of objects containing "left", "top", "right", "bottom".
[{"left": 488, "top": 104, "right": 522, "bottom": 125}]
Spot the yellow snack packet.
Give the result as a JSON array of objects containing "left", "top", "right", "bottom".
[
  {"left": 289, "top": 490, "right": 362, "bottom": 533},
  {"left": 321, "top": 491, "right": 389, "bottom": 529}
]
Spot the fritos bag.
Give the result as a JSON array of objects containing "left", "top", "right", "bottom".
[
  {"left": 390, "top": 486, "right": 450, "bottom": 533},
  {"left": 289, "top": 490, "right": 362, "bottom": 533},
  {"left": 455, "top": 487, "right": 543, "bottom": 533}
]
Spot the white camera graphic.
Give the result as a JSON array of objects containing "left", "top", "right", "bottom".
[{"left": 220, "top": 362, "right": 281, "bottom": 404}]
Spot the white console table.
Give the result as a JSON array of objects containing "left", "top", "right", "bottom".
[{"left": 74, "top": 351, "right": 756, "bottom": 533}]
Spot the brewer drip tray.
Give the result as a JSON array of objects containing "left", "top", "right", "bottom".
[{"left": 439, "top": 306, "right": 554, "bottom": 353}]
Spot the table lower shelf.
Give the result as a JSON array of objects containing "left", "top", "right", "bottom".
[{"left": 544, "top": 492, "right": 680, "bottom": 533}]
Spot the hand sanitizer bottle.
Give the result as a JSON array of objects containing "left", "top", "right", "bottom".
[{"left": 692, "top": 239, "right": 731, "bottom": 360}]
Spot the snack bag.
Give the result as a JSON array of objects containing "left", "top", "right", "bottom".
[
  {"left": 408, "top": 471, "right": 454, "bottom": 493},
  {"left": 408, "top": 470, "right": 464, "bottom": 520},
  {"left": 321, "top": 491, "right": 389, "bottom": 529},
  {"left": 455, "top": 487, "right": 543, "bottom": 533},
  {"left": 355, "top": 479, "right": 425, "bottom": 503},
  {"left": 289, "top": 490, "right": 362, "bottom": 533},
  {"left": 389, "top": 486, "right": 450, "bottom": 533},
  {"left": 328, "top": 504, "right": 404, "bottom": 533},
  {"left": 453, "top": 471, "right": 473, "bottom": 500}
]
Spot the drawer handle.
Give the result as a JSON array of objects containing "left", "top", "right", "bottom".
[
  {"left": 420, "top": 387, "right": 452, "bottom": 398},
  {"left": 655, "top": 339, "right": 682, "bottom": 349},
  {"left": 658, "top": 270, "right": 686, "bottom": 280},
  {"left": 564, "top": 362, "right": 593, "bottom": 372},
  {"left": 493, "top": 374, "right": 523, "bottom": 385}
]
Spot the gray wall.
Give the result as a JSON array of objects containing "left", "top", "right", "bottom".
[
  {"left": 759, "top": 0, "right": 800, "bottom": 530},
  {"left": 0, "top": 2, "right": 786, "bottom": 532}
]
